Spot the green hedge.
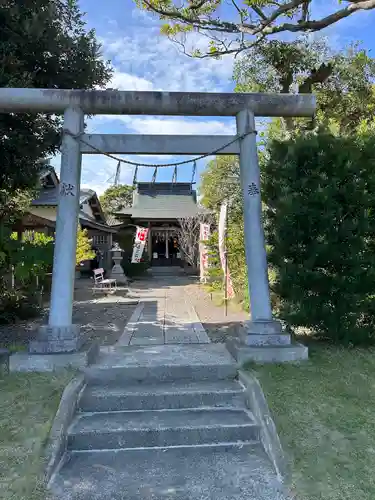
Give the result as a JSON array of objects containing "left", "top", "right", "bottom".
[{"left": 263, "top": 132, "right": 375, "bottom": 345}]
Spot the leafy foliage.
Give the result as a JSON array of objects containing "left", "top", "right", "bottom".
[
  {"left": 121, "top": 260, "right": 150, "bottom": 278},
  {"left": 134, "top": 0, "right": 375, "bottom": 57},
  {"left": 0, "top": 228, "right": 54, "bottom": 285},
  {"left": 234, "top": 37, "right": 333, "bottom": 94},
  {"left": 12, "top": 231, "right": 54, "bottom": 284},
  {"left": 0, "top": 289, "right": 41, "bottom": 325},
  {"left": 99, "top": 184, "right": 133, "bottom": 217},
  {"left": 199, "top": 38, "right": 375, "bottom": 342},
  {"left": 200, "top": 156, "right": 241, "bottom": 213},
  {"left": 263, "top": 133, "right": 375, "bottom": 345},
  {"left": 0, "top": 0, "right": 112, "bottom": 192},
  {"left": 76, "top": 228, "right": 95, "bottom": 266},
  {"left": 0, "top": 229, "right": 54, "bottom": 323},
  {"left": 234, "top": 38, "right": 375, "bottom": 136},
  {"left": 204, "top": 230, "right": 223, "bottom": 292},
  {"left": 176, "top": 214, "right": 213, "bottom": 267},
  {"left": 199, "top": 156, "right": 247, "bottom": 299}
]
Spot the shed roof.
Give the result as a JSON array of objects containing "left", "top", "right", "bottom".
[
  {"left": 31, "top": 185, "right": 115, "bottom": 232},
  {"left": 31, "top": 187, "right": 95, "bottom": 207}
]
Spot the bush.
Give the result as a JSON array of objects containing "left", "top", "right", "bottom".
[
  {"left": 263, "top": 132, "right": 375, "bottom": 345},
  {"left": 11, "top": 230, "right": 54, "bottom": 285},
  {"left": 0, "top": 289, "right": 41, "bottom": 324},
  {"left": 121, "top": 258, "right": 150, "bottom": 278},
  {"left": 204, "top": 231, "right": 223, "bottom": 291},
  {"left": 76, "top": 228, "right": 95, "bottom": 266}
]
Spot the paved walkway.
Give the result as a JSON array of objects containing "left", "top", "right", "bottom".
[{"left": 116, "top": 277, "right": 211, "bottom": 346}]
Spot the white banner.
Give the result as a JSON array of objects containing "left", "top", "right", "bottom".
[
  {"left": 131, "top": 226, "right": 149, "bottom": 263},
  {"left": 199, "top": 223, "right": 210, "bottom": 282},
  {"left": 218, "top": 203, "right": 235, "bottom": 298}
]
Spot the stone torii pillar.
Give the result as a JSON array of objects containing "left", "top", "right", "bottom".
[
  {"left": 0, "top": 89, "right": 314, "bottom": 367},
  {"left": 30, "top": 107, "right": 85, "bottom": 354}
]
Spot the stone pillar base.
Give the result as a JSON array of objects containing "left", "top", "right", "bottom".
[
  {"left": 240, "top": 320, "right": 291, "bottom": 346},
  {"left": 11, "top": 342, "right": 99, "bottom": 372},
  {"left": 226, "top": 319, "right": 309, "bottom": 364},
  {"left": 29, "top": 324, "right": 85, "bottom": 354},
  {"left": 110, "top": 264, "right": 128, "bottom": 285}
]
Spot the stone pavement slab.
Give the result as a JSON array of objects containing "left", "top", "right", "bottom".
[
  {"left": 95, "top": 343, "right": 235, "bottom": 369},
  {"left": 116, "top": 278, "right": 210, "bottom": 346},
  {"left": 84, "top": 344, "right": 238, "bottom": 384}
]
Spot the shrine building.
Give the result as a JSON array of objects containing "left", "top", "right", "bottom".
[{"left": 112, "top": 182, "right": 203, "bottom": 267}]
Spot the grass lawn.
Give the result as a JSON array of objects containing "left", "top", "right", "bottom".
[
  {"left": 251, "top": 344, "right": 375, "bottom": 500},
  {"left": 0, "top": 371, "right": 73, "bottom": 500}
]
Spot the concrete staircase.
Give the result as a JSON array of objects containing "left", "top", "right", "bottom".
[{"left": 50, "top": 344, "right": 287, "bottom": 500}]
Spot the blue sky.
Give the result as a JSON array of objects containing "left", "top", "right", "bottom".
[{"left": 51, "top": 0, "right": 375, "bottom": 195}]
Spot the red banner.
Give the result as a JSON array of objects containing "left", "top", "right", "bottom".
[{"left": 131, "top": 226, "right": 149, "bottom": 263}]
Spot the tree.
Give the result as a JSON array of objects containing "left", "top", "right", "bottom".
[
  {"left": 135, "top": 0, "right": 375, "bottom": 57},
  {"left": 76, "top": 228, "right": 95, "bottom": 266},
  {"left": 200, "top": 156, "right": 241, "bottom": 214},
  {"left": 0, "top": 230, "right": 55, "bottom": 323},
  {"left": 0, "top": 0, "right": 112, "bottom": 193},
  {"left": 199, "top": 157, "right": 251, "bottom": 300},
  {"left": 263, "top": 132, "right": 375, "bottom": 345},
  {"left": 176, "top": 213, "right": 212, "bottom": 267},
  {"left": 99, "top": 184, "right": 134, "bottom": 217},
  {"left": 234, "top": 38, "right": 375, "bottom": 136},
  {"left": 199, "top": 38, "right": 375, "bottom": 306}
]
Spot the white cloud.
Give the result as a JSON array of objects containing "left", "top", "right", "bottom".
[
  {"left": 123, "top": 116, "right": 236, "bottom": 135},
  {"left": 59, "top": 6, "right": 237, "bottom": 191},
  {"left": 95, "top": 115, "right": 236, "bottom": 135},
  {"left": 99, "top": 11, "right": 234, "bottom": 93},
  {"left": 109, "top": 71, "right": 154, "bottom": 91}
]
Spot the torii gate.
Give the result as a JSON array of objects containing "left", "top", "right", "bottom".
[{"left": 0, "top": 89, "right": 315, "bottom": 364}]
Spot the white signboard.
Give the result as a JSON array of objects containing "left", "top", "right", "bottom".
[
  {"left": 199, "top": 223, "right": 210, "bottom": 282},
  {"left": 131, "top": 226, "right": 149, "bottom": 263}
]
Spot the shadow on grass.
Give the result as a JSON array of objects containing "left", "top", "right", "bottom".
[{"left": 0, "top": 370, "right": 74, "bottom": 500}]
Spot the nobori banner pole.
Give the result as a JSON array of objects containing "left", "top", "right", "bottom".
[
  {"left": 0, "top": 88, "right": 316, "bottom": 117},
  {"left": 236, "top": 109, "right": 272, "bottom": 321},
  {"left": 49, "top": 106, "right": 84, "bottom": 327}
]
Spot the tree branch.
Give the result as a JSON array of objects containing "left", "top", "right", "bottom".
[
  {"left": 251, "top": 5, "right": 268, "bottom": 21},
  {"left": 262, "top": 0, "right": 375, "bottom": 35},
  {"left": 142, "top": 0, "right": 240, "bottom": 32},
  {"left": 189, "top": 0, "right": 209, "bottom": 10},
  {"left": 231, "top": 0, "right": 242, "bottom": 17},
  {"left": 298, "top": 62, "right": 334, "bottom": 93},
  {"left": 300, "top": 0, "right": 311, "bottom": 21},
  {"left": 140, "top": 0, "right": 375, "bottom": 56}
]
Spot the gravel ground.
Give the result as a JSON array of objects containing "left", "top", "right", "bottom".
[
  {"left": 0, "top": 280, "right": 138, "bottom": 351},
  {"left": 0, "top": 277, "right": 247, "bottom": 349},
  {"left": 182, "top": 280, "right": 248, "bottom": 343}
]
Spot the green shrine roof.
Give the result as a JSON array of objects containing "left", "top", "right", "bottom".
[{"left": 117, "top": 182, "right": 205, "bottom": 220}]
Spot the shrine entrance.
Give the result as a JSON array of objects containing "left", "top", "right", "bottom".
[
  {"left": 0, "top": 88, "right": 315, "bottom": 354},
  {"left": 151, "top": 228, "right": 181, "bottom": 267}
]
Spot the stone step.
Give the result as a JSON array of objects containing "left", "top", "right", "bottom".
[
  {"left": 51, "top": 444, "right": 287, "bottom": 500},
  {"left": 79, "top": 380, "right": 246, "bottom": 412},
  {"left": 67, "top": 408, "right": 259, "bottom": 451},
  {"left": 148, "top": 266, "right": 185, "bottom": 276},
  {"left": 84, "top": 344, "right": 237, "bottom": 385}
]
